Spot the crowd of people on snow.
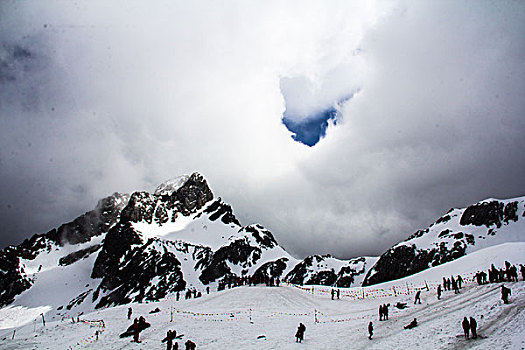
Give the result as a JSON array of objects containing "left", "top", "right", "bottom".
[
  {"left": 330, "top": 289, "right": 341, "bottom": 300},
  {"left": 474, "top": 262, "right": 524, "bottom": 285},
  {"left": 366, "top": 261, "right": 523, "bottom": 343},
  {"left": 100, "top": 260, "right": 522, "bottom": 347},
  {"left": 217, "top": 275, "right": 280, "bottom": 291},
  {"left": 441, "top": 274, "right": 464, "bottom": 295},
  {"left": 121, "top": 307, "right": 198, "bottom": 349}
]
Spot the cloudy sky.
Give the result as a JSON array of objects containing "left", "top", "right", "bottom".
[{"left": 1, "top": 0, "right": 524, "bottom": 258}]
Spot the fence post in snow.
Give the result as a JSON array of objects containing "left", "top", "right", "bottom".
[
  {"left": 406, "top": 282, "right": 410, "bottom": 294},
  {"left": 41, "top": 313, "right": 45, "bottom": 327},
  {"left": 424, "top": 280, "right": 429, "bottom": 291},
  {"left": 12, "top": 330, "right": 15, "bottom": 340}
]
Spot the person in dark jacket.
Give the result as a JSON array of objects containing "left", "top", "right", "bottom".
[
  {"left": 437, "top": 285, "right": 442, "bottom": 300},
  {"left": 133, "top": 318, "right": 140, "bottom": 343},
  {"left": 128, "top": 307, "right": 132, "bottom": 320},
  {"left": 295, "top": 323, "right": 306, "bottom": 342},
  {"left": 501, "top": 285, "right": 511, "bottom": 304},
  {"left": 185, "top": 339, "right": 196, "bottom": 350},
  {"left": 404, "top": 318, "right": 418, "bottom": 329},
  {"left": 462, "top": 317, "right": 470, "bottom": 339},
  {"left": 368, "top": 321, "right": 374, "bottom": 339},
  {"left": 162, "top": 330, "right": 174, "bottom": 350},
  {"left": 414, "top": 290, "right": 421, "bottom": 304},
  {"left": 469, "top": 317, "right": 477, "bottom": 339}
]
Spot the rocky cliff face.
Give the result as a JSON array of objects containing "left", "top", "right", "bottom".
[
  {"left": 362, "top": 197, "right": 525, "bottom": 286},
  {"left": 3, "top": 173, "right": 521, "bottom": 315},
  {"left": 4, "top": 173, "right": 356, "bottom": 313},
  {"left": 285, "top": 255, "right": 377, "bottom": 288}
]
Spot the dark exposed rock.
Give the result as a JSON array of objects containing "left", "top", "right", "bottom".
[
  {"left": 204, "top": 199, "right": 241, "bottom": 226},
  {"left": 252, "top": 258, "right": 289, "bottom": 281},
  {"left": 55, "top": 193, "right": 129, "bottom": 246},
  {"left": 406, "top": 228, "right": 428, "bottom": 240},
  {"left": 503, "top": 202, "right": 519, "bottom": 224},
  {"left": 460, "top": 200, "right": 518, "bottom": 228},
  {"left": 286, "top": 255, "right": 368, "bottom": 287},
  {"left": 0, "top": 250, "right": 32, "bottom": 306},
  {"left": 336, "top": 266, "right": 355, "bottom": 287},
  {"left": 285, "top": 255, "right": 329, "bottom": 285},
  {"left": 120, "top": 192, "right": 157, "bottom": 224},
  {"left": 198, "top": 238, "right": 261, "bottom": 284},
  {"left": 59, "top": 244, "right": 101, "bottom": 266},
  {"left": 363, "top": 239, "right": 468, "bottom": 286},
  {"left": 243, "top": 225, "right": 277, "bottom": 249},
  {"left": 91, "top": 223, "right": 142, "bottom": 282},
  {"left": 95, "top": 238, "right": 186, "bottom": 308},
  {"left": 0, "top": 234, "right": 56, "bottom": 306},
  {"left": 67, "top": 289, "right": 92, "bottom": 310},
  {"left": 363, "top": 245, "right": 432, "bottom": 286},
  {"left": 172, "top": 173, "right": 214, "bottom": 216},
  {"left": 435, "top": 214, "right": 452, "bottom": 225}
]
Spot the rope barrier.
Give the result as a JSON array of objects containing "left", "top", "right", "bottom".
[{"left": 66, "top": 319, "right": 106, "bottom": 350}]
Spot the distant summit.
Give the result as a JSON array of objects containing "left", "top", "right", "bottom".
[
  {"left": 0, "top": 173, "right": 374, "bottom": 316},
  {"left": 363, "top": 196, "right": 525, "bottom": 286}
]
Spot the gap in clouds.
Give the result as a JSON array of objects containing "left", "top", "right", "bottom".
[{"left": 280, "top": 74, "right": 357, "bottom": 146}]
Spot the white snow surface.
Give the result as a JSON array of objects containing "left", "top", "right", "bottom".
[
  {"left": 132, "top": 210, "right": 243, "bottom": 250},
  {"left": 2, "top": 242, "right": 523, "bottom": 349},
  {"left": 397, "top": 196, "right": 525, "bottom": 253},
  {"left": 153, "top": 175, "right": 191, "bottom": 196}
]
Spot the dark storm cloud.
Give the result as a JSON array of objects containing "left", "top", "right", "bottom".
[{"left": 0, "top": 1, "right": 524, "bottom": 260}]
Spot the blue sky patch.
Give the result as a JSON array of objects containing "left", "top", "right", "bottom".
[{"left": 282, "top": 107, "right": 339, "bottom": 147}]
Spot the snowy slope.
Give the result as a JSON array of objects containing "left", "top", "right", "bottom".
[
  {"left": 3, "top": 173, "right": 375, "bottom": 322},
  {"left": 1, "top": 172, "right": 523, "bottom": 339},
  {"left": 1, "top": 242, "right": 523, "bottom": 349},
  {"left": 363, "top": 196, "right": 525, "bottom": 286}
]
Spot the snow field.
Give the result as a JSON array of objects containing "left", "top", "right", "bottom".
[{"left": 1, "top": 242, "right": 524, "bottom": 349}]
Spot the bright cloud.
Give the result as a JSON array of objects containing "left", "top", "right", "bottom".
[{"left": 1, "top": 0, "right": 524, "bottom": 258}]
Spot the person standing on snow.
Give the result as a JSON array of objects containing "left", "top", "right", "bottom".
[
  {"left": 185, "top": 339, "right": 196, "bottom": 350},
  {"left": 501, "top": 285, "right": 511, "bottom": 304},
  {"left": 457, "top": 275, "right": 463, "bottom": 289},
  {"left": 469, "top": 317, "right": 477, "bottom": 339},
  {"left": 437, "top": 285, "right": 442, "bottom": 300},
  {"left": 132, "top": 318, "right": 140, "bottom": 343},
  {"left": 295, "top": 323, "right": 306, "bottom": 343},
  {"left": 128, "top": 307, "right": 132, "bottom": 320},
  {"left": 462, "top": 317, "right": 470, "bottom": 339},
  {"left": 368, "top": 321, "right": 374, "bottom": 340},
  {"left": 162, "top": 330, "right": 174, "bottom": 350},
  {"left": 414, "top": 290, "right": 421, "bottom": 304}
]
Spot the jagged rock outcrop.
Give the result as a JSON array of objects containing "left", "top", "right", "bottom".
[
  {"left": 363, "top": 198, "right": 525, "bottom": 286},
  {"left": 460, "top": 200, "right": 519, "bottom": 228},
  {"left": 285, "top": 255, "right": 374, "bottom": 288},
  {"left": 54, "top": 193, "right": 129, "bottom": 246},
  {"left": 94, "top": 239, "right": 186, "bottom": 308},
  {"left": 3, "top": 172, "right": 522, "bottom": 316}
]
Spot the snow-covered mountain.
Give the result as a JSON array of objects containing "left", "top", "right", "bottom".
[
  {"left": 1, "top": 173, "right": 523, "bottom": 320},
  {"left": 363, "top": 196, "right": 525, "bottom": 286},
  {"left": 0, "top": 173, "right": 373, "bottom": 319}
]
